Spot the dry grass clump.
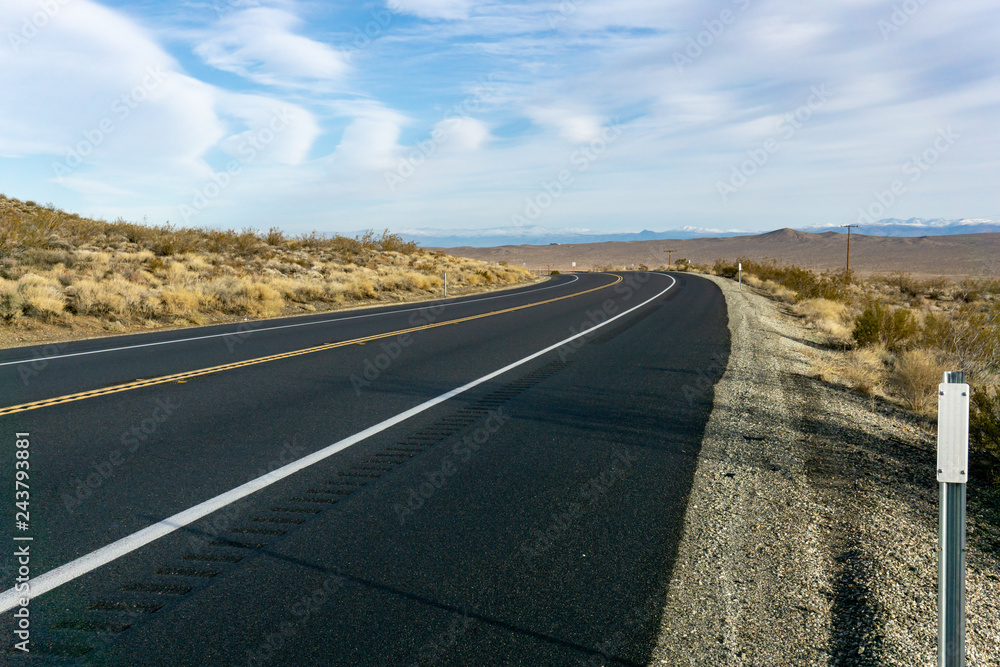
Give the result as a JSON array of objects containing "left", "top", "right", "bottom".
[
  {"left": 761, "top": 279, "right": 797, "bottom": 303},
  {"left": 14, "top": 274, "right": 65, "bottom": 320},
  {"left": 707, "top": 256, "right": 1000, "bottom": 467},
  {"left": 0, "top": 195, "right": 534, "bottom": 334},
  {"left": 796, "top": 298, "right": 855, "bottom": 344},
  {"left": 815, "top": 345, "right": 891, "bottom": 398},
  {"left": 892, "top": 349, "right": 947, "bottom": 415}
]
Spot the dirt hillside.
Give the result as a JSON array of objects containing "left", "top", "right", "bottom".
[{"left": 442, "top": 228, "right": 1000, "bottom": 279}]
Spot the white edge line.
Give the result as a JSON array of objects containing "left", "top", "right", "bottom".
[
  {"left": 0, "top": 273, "right": 674, "bottom": 614},
  {"left": 0, "top": 276, "right": 579, "bottom": 368}
]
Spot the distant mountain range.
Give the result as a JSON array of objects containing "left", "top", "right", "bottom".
[
  {"left": 398, "top": 218, "right": 1000, "bottom": 248},
  {"left": 399, "top": 225, "right": 756, "bottom": 248},
  {"left": 802, "top": 218, "right": 1000, "bottom": 237}
]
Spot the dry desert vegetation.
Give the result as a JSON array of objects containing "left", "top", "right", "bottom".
[
  {"left": 682, "top": 257, "right": 1000, "bottom": 476},
  {"left": 0, "top": 195, "right": 533, "bottom": 347}
]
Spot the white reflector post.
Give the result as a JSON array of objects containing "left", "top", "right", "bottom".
[{"left": 937, "top": 381, "right": 970, "bottom": 483}]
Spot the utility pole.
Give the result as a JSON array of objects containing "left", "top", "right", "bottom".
[
  {"left": 840, "top": 224, "right": 858, "bottom": 275},
  {"left": 664, "top": 249, "right": 678, "bottom": 269}
]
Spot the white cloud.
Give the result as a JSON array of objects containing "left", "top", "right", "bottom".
[
  {"left": 332, "top": 103, "right": 407, "bottom": 171},
  {"left": 0, "top": 0, "right": 224, "bottom": 169},
  {"left": 195, "top": 7, "right": 348, "bottom": 86},
  {"left": 0, "top": 0, "right": 324, "bottom": 203},
  {"left": 215, "top": 93, "right": 320, "bottom": 165},
  {"left": 434, "top": 117, "right": 490, "bottom": 151},
  {"left": 525, "top": 105, "right": 604, "bottom": 143}
]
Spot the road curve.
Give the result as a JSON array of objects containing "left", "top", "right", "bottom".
[{"left": 0, "top": 271, "right": 729, "bottom": 666}]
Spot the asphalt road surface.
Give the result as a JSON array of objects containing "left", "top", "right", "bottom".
[{"left": 0, "top": 271, "right": 729, "bottom": 666}]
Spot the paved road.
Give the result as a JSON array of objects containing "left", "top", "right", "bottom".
[{"left": 0, "top": 271, "right": 728, "bottom": 666}]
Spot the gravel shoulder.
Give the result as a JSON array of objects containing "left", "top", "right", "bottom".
[{"left": 650, "top": 274, "right": 1000, "bottom": 666}]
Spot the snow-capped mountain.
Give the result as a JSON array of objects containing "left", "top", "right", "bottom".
[
  {"left": 387, "top": 218, "right": 1000, "bottom": 248},
  {"left": 801, "top": 218, "right": 1000, "bottom": 237},
  {"left": 396, "top": 225, "right": 755, "bottom": 248}
]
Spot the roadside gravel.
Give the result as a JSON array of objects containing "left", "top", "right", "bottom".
[{"left": 650, "top": 274, "right": 1000, "bottom": 666}]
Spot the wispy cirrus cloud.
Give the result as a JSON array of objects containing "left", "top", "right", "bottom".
[
  {"left": 1, "top": 0, "right": 999, "bottom": 234},
  {"left": 194, "top": 6, "right": 348, "bottom": 86}
]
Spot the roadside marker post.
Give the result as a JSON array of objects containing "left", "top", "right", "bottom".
[
  {"left": 738, "top": 262, "right": 742, "bottom": 290},
  {"left": 937, "top": 370, "right": 969, "bottom": 667},
  {"left": 444, "top": 272, "right": 447, "bottom": 298}
]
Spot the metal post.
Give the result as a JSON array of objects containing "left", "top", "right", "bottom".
[
  {"left": 938, "top": 370, "right": 969, "bottom": 667},
  {"left": 443, "top": 272, "right": 447, "bottom": 298},
  {"left": 738, "top": 262, "right": 742, "bottom": 290}
]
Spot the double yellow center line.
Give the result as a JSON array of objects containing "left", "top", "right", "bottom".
[{"left": 0, "top": 275, "right": 622, "bottom": 417}]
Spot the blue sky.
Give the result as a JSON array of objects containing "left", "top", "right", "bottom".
[{"left": 1, "top": 0, "right": 998, "bottom": 236}]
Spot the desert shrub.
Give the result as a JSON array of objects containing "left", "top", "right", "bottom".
[
  {"left": 376, "top": 230, "right": 418, "bottom": 254},
  {"left": 797, "top": 298, "right": 854, "bottom": 343},
  {"left": 953, "top": 278, "right": 983, "bottom": 303},
  {"left": 159, "top": 287, "right": 202, "bottom": 315},
  {"left": 346, "top": 278, "right": 377, "bottom": 300},
  {"left": 761, "top": 279, "right": 797, "bottom": 303},
  {"left": 401, "top": 271, "right": 436, "bottom": 291},
  {"left": 971, "top": 386, "right": 1000, "bottom": 456},
  {"left": 71, "top": 278, "right": 124, "bottom": 316},
  {"left": 921, "top": 304, "right": 1000, "bottom": 379},
  {"left": 206, "top": 277, "right": 284, "bottom": 315},
  {"left": 0, "top": 279, "right": 25, "bottom": 321},
  {"left": 892, "top": 349, "right": 945, "bottom": 414},
  {"left": 853, "top": 300, "right": 918, "bottom": 351},
  {"left": 712, "top": 257, "right": 849, "bottom": 301},
  {"left": 265, "top": 227, "right": 285, "bottom": 246},
  {"left": 885, "top": 271, "right": 924, "bottom": 297},
  {"left": 17, "top": 274, "right": 65, "bottom": 320},
  {"left": 817, "top": 345, "right": 890, "bottom": 396}
]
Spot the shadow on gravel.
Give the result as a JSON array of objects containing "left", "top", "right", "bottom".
[
  {"left": 792, "top": 367, "right": 1000, "bottom": 662},
  {"left": 829, "top": 543, "right": 885, "bottom": 665}
]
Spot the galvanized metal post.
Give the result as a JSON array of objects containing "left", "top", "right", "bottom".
[{"left": 938, "top": 370, "right": 969, "bottom": 667}]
